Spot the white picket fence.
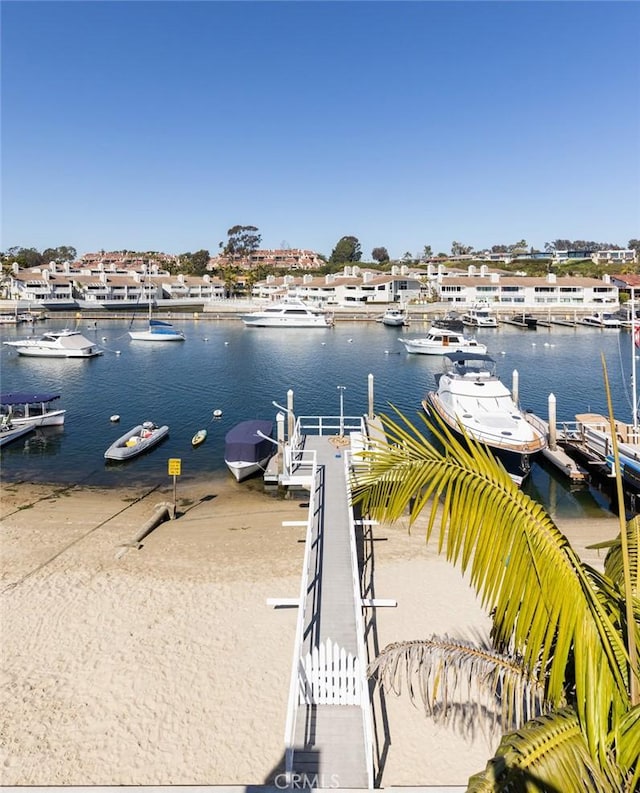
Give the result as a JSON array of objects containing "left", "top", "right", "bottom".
[{"left": 298, "top": 637, "right": 362, "bottom": 705}]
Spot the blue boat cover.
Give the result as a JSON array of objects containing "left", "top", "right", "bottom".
[
  {"left": 1, "top": 392, "right": 61, "bottom": 405},
  {"left": 149, "top": 319, "right": 173, "bottom": 327},
  {"left": 225, "top": 419, "right": 274, "bottom": 463}
]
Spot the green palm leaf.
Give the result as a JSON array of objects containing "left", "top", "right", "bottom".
[
  {"left": 351, "top": 407, "right": 634, "bottom": 764},
  {"left": 594, "top": 515, "right": 640, "bottom": 596},
  {"left": 467, "top": 707, "right": 619, "bottom": 793}
]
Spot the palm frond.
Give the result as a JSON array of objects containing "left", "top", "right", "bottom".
[
  {"left": 597, "top": 515, "right": 640, "bottom": 597},
  {"left": 368, "top": 636, "right": 550, "bottom": 733},
  {"left": 611, "top": 704, "right": 640, "bottom": 790},
  {"left": 351, "top": 407, "right": 633, "bottom": 763},
  {"left": 467, "top": 707, "right": 620, "bottom": 793}
]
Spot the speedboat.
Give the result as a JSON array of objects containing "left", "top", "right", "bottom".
[
  {"left": 104, "top": 421, "right": 169, "bottom": 461},
  {"left": 581, "top": 312, "right": 621, "bottom": 329},
  {"left": 239, "top": 299, "right": 333, "bottom": 328},
  {"left": 432, "top": 310, "right": 465, "bottom": 332},
  {"left": 379, "top": 307, "right": 408, "bottom": 327},
  {"left": 3, "top": 329, "right": 104, "bottom": 358},
  {"left": 0, "top": 392, "right": 66, "bottom": 426},
  {"left": 398, "top": 326, "right": 487, "bottom": 356},
  {"left": 424, "top": 351, "right": 546, "bottom": 485},
  {"left": 510, "top": 313, "right": 538, "bottom": 330},
  {"left": 461, "top": 302, "right": 498, "bottom": 328},
  {"left": 224, "top": 419, "right": 275, "bottom": 481}
]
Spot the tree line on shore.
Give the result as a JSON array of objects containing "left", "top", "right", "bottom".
[{"left": 2, "top": 226, "right": 639, "bottom": 280}]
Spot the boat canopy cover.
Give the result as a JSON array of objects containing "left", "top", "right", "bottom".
[
  {"left": 1, "top": 392, "right": 61, "bottom": 405},
  {"left": 149, "top": 319, "right": 173, "bottom": 327},
  {"left": 225, "top": 419, "right": 274, "bottom": 462},
  {"left": 444, "top": 352, "right": 496, "bottom": 364}
]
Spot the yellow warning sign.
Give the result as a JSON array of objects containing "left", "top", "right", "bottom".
[{"left": 168, "top": 458, "right": 182, "bottom": 476}]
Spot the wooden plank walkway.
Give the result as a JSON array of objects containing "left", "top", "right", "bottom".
[{"left": 290, "top": 434, "right": 369, "bottom": 788}]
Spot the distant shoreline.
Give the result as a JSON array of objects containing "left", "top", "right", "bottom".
[{"left": 0, "top": 299, "right": 618, "bottom": 324}]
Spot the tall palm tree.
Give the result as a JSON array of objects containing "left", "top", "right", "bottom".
[{"left": 350, "top": 407, "right": 639, "bottom": 791}]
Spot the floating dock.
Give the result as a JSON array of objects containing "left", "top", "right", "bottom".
[{"left": 525, "top": 413, "right": 588, "bottom": 482}]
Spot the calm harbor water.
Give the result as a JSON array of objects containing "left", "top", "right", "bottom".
[{"left": 1, "top": 315, "right": 638, "bottom": 519}]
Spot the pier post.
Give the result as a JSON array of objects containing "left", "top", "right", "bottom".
[
  {"left": 368, "top": 373, "right": 374, "bottom": 420},
  {"left": 287, "top": 389, "right": 294, "bottom": 441},
  {"left": 276, "top": 412, "right": 286, "bottom": 474},
  {"left": 548, "top": 393, "right": 557, "bottom": 451},
  {"left": 512, "top": 370, "right": 519, "bottom": 405}
]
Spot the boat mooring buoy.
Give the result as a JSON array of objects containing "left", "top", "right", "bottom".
[
  {"left": 110, "top": 414, "right": 120, "bottom": 422},
  {"left": 213, "top": 409, "right": 223, "bottom": 419}
]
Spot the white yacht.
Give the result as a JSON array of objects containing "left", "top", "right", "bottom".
[
  {"left": 3, "top": 329, "right": 103, "bottom": 358},
  {"left": 461, "top": 302, "right": 498, "bottom": 328},
  {"left": 424, "top": 351, "right": 546, "bottom": 486},
  {"left": 379, "top": 306, "right": 408, "bottom": 327},
  {"left": 239, "top": 299, "right": 333, "bottom": 328},
  {"left": 398, "top": 326, "right": 487, "bottom": 356},
  {"left": 581, "top": 312, "right": 621, "bottom": 328}
]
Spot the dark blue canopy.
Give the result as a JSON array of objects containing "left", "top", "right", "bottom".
[
  {"left": 1, "top": 392, "right": 61, "bottom": 405},
  {"left": 444, "top": 352, "right": 495, "bottom": 364},
  {"left": 225, "top": 419, "right": 274, "bottom": 463},
  {"left": 149, "top": 319, "right": 173, "bottom": 327}
]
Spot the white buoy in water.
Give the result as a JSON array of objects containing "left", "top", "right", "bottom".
[
  {"left": 110, "top": 415, "right": 120, "bottom": 422},
  {"left": 213, "top": 409, "right": 223, "bottom": 418},
  {"left": 102, "top": 337, "right": 107, "bottom": 342}
]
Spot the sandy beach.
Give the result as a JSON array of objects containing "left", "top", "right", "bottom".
[{"left": 0, "top": 476, "right": 620, "bottom": 787}]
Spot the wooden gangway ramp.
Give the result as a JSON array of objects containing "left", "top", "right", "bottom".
[{"left": 282, "top": 431, "right": 373, "bottom": 788}]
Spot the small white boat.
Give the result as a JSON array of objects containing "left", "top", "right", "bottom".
[
  {"left": 239, "top": 299, "right": 333, "bottom": 328},
  {"left": 192, "top": 428, "right": 207, "bottom": 447},
  {"left": 461, "top": 302, "right": 498, "bottom": 328},
  {"left": 424, "top": 351, "right": 546, "bottom": 486},
  {"left": 0, "top": 419, "right": 37, "bottom": 448},
  {"left": 129, "top": 318, "right": 185, "bottom": 342},
  {"left": 224, "top": 419, "right": 275, "bottom": 481},
  {"left": 379, "top": 307, "right": 408, "bottom": 327},
  {"left": 0, "top": 392, "right": 66, "bottom": 427},
  {"left": 581, "top": 312, "right": 621, "bottom": 328},
  {"left": 3, "top": 329, "right": 104, "bottom": 358},
  {"left": 398, "top": 326, "right": 487, "bottom": 356},
  {"left": 104, "top": 421, "right": 169, "bottom": 461}
]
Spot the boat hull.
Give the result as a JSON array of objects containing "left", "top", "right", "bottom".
[
  {"left": 128, "top": 331, "right": 185, "bottom": 341},
  {"left": 192, "top": 429, "right": 207, "bottom": 447},
  {"left": 5, "top": 344, "right": 103, "bottom": 358},
  {"left": 225, "top": 455, "right": 273, "bottom": 481},
  {"left": 3, "top": 329, "right": 103, "bottom": 358},
  {"left": 425, "top": 396, "right": 537, "bottom": 485},
  {"left": 9, "top": 409, "right": 66, "bottom": 427},
  {"left": 400, "top": 339, "right": 487, "bottom": 355},
  {"left": 1, "top": 392, "right": 66, "bottom": 427},
  {"left": 241, "top": 317, "right": 331, "bottom": 328},
  {"left": 224, "top": 419, "right": 275, "bottom": 481},
  {"left": 104, "top": 424, "right": 169, "bottom": 460},
  {"left": 0, "top": 423, "right": 37, "bottom": 447}
]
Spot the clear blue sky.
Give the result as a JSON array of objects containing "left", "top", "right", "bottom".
[{"left": 2, "top": 0, "right": 639, "bottom": 260}]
